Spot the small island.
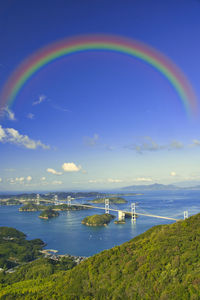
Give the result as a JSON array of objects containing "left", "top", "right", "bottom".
[
  {"left": 114, "top": 220, "right": 126, "bottom": 224},
  {"left": 82, "top": 214, "right": 115, "bottom": 226},
  {"left": 39, "top": 209, "right": 59, "bottom": 219},
  {"left": 90, "top": 197, "right": 127, "bottom": 204}
]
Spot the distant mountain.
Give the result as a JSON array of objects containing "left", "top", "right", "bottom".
[{"left": 121, "top": 183, "right": 181, "bottom": 191}]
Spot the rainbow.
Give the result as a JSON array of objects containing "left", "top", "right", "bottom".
[{"left": 0, "top": 34, "right": 198, "bottom": 117}]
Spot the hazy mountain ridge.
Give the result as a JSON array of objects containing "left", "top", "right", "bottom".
[{"left": 121, "top": 183, "right": 200, "bottom": 191}]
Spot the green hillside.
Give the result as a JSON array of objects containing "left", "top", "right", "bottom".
[{"left": 0, "top": 214, "right": 200, "bottom": 299}]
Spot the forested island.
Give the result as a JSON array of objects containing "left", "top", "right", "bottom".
[
  {"left": 19, "top": 203, "right": 91, "bottom": 212},
  {"left": 0, "top": 214, "right": 200, "bottom": 298},
  {"left": 82, "top": 214, "right": 115, "bottom": 226},
  {"left": 39, "top": 209, "right": 59, "bottom": 219},
  {"left": 90, "top": 197, "right": 127, "bottom": 204}
]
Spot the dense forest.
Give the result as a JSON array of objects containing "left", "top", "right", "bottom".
[
  {"left": 0, "top": 214, "right": 200, "bottom": 299},
  {"left": 82, "top": 214, "right": 115, "bottom": 226},
  {"left": 0, "top": 227, "right": 44, "bottom": 269}
]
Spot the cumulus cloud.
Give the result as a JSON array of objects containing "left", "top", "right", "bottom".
[
  {"left": 46, "top": 168, "right": 62, "bottom": 175},
  {"left": 8, "top": 178, "right": 16, "bottom": 184},
  {"left": 62, "top": 162, "right": 81, "bottom": 172},
  {"left": 107, "top": 178, "right": 123, "bottom": 183},
  {"left": 135, "top": 177, "right": 153, "bottom": 182},
  {"left": 88, "top": 179, "right": 100, "bottom": 183},
  {"left": 168, "top": 141, "right": 183, "bottom": 150},
  {"left": 26, "top": 176, "right": 32, "bottom": 181},
  {"left": 52, "top": 180, "right": 62, "bottom": 185},
  {"left": 170, "top": 171, "right": 177, "bottom": 177},
  {"left": 27, "top": 113, "right": 35, "bottom": 119},
  {"left": 41, "top": 176, "right": 46, "bottom": 181},
  {"left": 15, "top": 177, "right": 24, "bottom": 183},
  {"left": 190, "top": 139, "right": 200, "bottom": 147},
  {"left": 84, "top": 134, "right": 99, "bottom": 147},
  {"left": 32, "top": 95, "right": 46, "bottom": 106},
  {"left": 0, "top": 106, "right": 16, "bottom": 121},
  {"left": 0, "top": 125, "right": 50, "bottom": 149}
]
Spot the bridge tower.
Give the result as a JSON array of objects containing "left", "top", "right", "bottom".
[
  {"left": 131, "top": 203, "right": 136, "bottom": 223},
  {"left": 184, "top": 211, "right": 188, "bottom": 220},
  {"left": 54, "top": 195, "right": 59, "bottom": 205},
  {"left": 105, "top": 198, "right": 109, "bottom": 214},
  {"left": 36, "top": 194, "right": 40, "bottom": 205},
  {"left": 67, "top": 196, "right": 71, "bottom": 207}
]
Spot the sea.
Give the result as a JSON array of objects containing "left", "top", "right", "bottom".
[{"left": 0, "top": 190, "right": 199, "bottom": 257}]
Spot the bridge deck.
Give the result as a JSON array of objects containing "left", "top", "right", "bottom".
[{"left": 67, "top": 203, "right": 180, "bottom": 221}]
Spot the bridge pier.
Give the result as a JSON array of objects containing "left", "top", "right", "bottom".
[
  {"left": 105, "top": 198, "right": 109, "bottom": 214},
  {"left": 118, "top": 210, "right": 125, "bottom": 221}
]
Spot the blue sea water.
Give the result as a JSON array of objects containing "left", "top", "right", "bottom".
[{"left": 0, "top": 190, "right": 199, "bottom": 257}]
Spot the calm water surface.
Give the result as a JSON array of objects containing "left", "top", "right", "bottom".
[{"left": 0, "top": 190, "right": 199, "bottom": 256}]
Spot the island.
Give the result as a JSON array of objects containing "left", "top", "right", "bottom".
[
  {"left": 39, "top": 209, "right": 59, "bottom": 219},
  {"left": 114, "top": 220, "right": 126, "bottom": 224},
  {"left": 81, "top": 214, "right": 115, "bottom": 226},
  {"left": 19, "top": 203, "right": 91, "bottom": 212},
  {"left": 90, "top": 197, "right": 127, "bottom": 204},
  {"left": 0, "top": 199, "right": 21, "bottom": 206}
]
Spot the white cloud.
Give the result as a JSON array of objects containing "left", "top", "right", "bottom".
[
  {"left": 88, "top": 179, "right": 99, "bottom": 183},
  {"left": 84, "top": 134, "right": 99, "bottom": 147},
  {"left": 32, "top": 95, "right": 46, "bottom": 106},
  {"left": 41, "top": 176, "right": 46, "bottom": 181},
  {"left": 62, "top": 162, "right": 81, "bottom": 172},
  {"left": 135, "top": 177, "right": 153, "bottom": 182},
  {"left": 0, "top": 106, "right": 16, "bottom": 121},
  {"left": 170, "top": 171, "right": 177, "bottom": 177},
  {"left": 46, "top": 168, "right": 62, "bottom": 175},
  {"left": 0, "top": 125, "right": 50, "bottom": 149},
  {"left": 0, "top": 178, "right": 2, "bottom": 183},
  {"left": 15, "top": 177, "right": 24, "bottom": 183},
  {"left": 52, "top": 180, "right": 62, "bottom": 185},
  {"left": 51, "top": 104, "right": 70, "bottom": 113},
  {"left": 125, "top": 137, "right": 184, "bottom": 153},
  {"left": 190, "top": 139, "right": 200, "bottom": 147},
  {"left": 107, "top": 178, "right": 123, "bottom": 183},
  {"left": 26, "top": 176, "right": 32, "bottom": 181},
  {"left": 8, "top": 178, "right": 16, "bottom": 184},
  {"left": 168, "top": 141, "right": 183, "bottom": 150},
  {"left": 27, "top": 113, "right": 35, "bottom": 119}
]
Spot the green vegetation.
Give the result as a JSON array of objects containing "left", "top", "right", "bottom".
[
  {"left": 19, "top": 203, "right": 46, "bottom": 211},
  {"left": 82, "top": 214, "right": 115, "bottom": 226},
  {"left": 90, "top": 197, "right": 127, "bottom": 204},
  {"left": 114, "top": 220, "right": 126, "bottom": 224},
  {"left": 0, "top": 257, "right": 76, "bottom": 286},
  {"left": 0, "top": 227, "right": 44, "bottom": 270},
  {"left": 39, "top": 209, "right": 59, "bottom": 219},
  {"left": 0, "top": 214, "right": 200, "bottom": 299},
  {"left": 0, "top": 199, "right": 21, "bottom": 206},
  {"left": 20, "top": 203, "right": 90, "bottom": 212}
]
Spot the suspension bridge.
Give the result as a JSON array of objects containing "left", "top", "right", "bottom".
[{"left": 36, "top": 194, "right": 188, "bottom": 223}]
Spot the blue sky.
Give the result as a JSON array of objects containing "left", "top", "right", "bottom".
[{"left": 0, "top": 0, "right": 200, "bottom": 191}]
